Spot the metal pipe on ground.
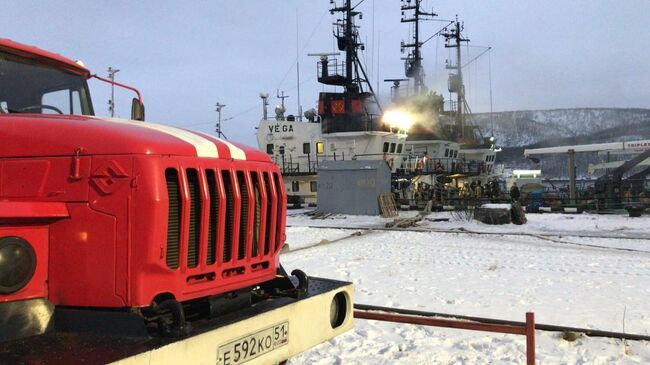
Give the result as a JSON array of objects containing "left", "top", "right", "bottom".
[
  {"left": 355, "top": 303, "right": 650, "bottom": 342},
  {"left": 354, "top": 308, "right": 536, "bottom": 365},
  {"left": 285, "top": 224, "right": 650, "bottom": 253},
  {"left": 286, "top": 223, "right": 649, "bottom": 241}
]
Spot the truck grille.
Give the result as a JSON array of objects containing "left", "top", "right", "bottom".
[
  {"left": 251, "top": 172, "right": 261, "bottom": 257},
  {"left": 222, "top": 170, "right": 234, "bottom": 263},
  {"left": 164, "top": 167, "right": 283, "bottom": 272},
  {"left": 165, "top": 168, "right": 181, "bottom": 269},
  {"left": 236, "top": 171, "right": 248, "bottom": 260},
  {"left": 262, "top": 172, "right": 273, "bottom": 255},
  {"left": 186, "top": 169, "right": 201, "bottom": 268},
  {"left": 205, "top": 170, "right": 218, "bottom": 265},
  {"left": 273, "top": 173, "right": 284, "bottom": 252}
]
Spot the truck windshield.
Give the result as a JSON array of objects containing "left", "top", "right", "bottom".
[{"left": 0, "top": 51, "right": 94, "bottom": 115}]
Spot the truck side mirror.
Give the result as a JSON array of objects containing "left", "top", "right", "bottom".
[{"left": 131, "top": 98, "right": 145, "bottom": 121}]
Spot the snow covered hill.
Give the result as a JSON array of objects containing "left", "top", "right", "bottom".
[
  {"left": 473, "top": 108, "right": 650, "bottom": 148},
  {"left": 469, "top": 108, "right": 650, "bottom": 176}
]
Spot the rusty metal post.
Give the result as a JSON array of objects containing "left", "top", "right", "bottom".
[
  {"left": 354, "top": 309, "right": 537, "bottom": 363},
  {"left": 568, "top": 149, "right": 576, "bottom": 205},
  {"left": 526, "top": 312, "right": 535, "bottom": 365}
]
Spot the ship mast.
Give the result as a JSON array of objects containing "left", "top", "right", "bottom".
[
  {"left": 442, "top": 17, "right": 470, "bottom": 139},
  {"left": 328, "top": 0, "right": 380, "bottom": 110},
  {"left": 400, "top": 0, "right": 436, "bottom": 95}
]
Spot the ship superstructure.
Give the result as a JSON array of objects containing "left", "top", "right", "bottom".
[
  {"left": 256, "top": 0, "right": 407, "bottom": 205},
  {"left": 256, "top": 0, "right": 500, "bottom": 208}
]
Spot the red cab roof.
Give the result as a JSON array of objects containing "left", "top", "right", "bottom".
[{"left": 0, "top": 38, "right": 91, "bottom": 78}]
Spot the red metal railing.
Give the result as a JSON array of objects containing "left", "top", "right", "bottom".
[{"left": 354, "top": 310, "right": 536, "bottom": 365}]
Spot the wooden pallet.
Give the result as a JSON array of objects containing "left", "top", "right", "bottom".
[
  {"left": 378, "top": 194, "right": 398, "bottom": 218},
  {"left": 307, "top": 211, "right": 336, "bottom": 220}
]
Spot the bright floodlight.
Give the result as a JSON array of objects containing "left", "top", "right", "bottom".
[{"left": 382, "top": 110, "right": 414, "bottom": 132}]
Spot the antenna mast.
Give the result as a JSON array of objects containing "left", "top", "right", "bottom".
[
  {"left": 107, "top": 67, "right": 120, "bottom": 117},
  {"left": 328, "top": 0, "right": 381, "bottom": 111},
  {"left": 215, "top": 102, "right": 226, "bottom": 138},
  {"left": 295, "top": 8, "right": 302, "bottom": 121},
  {"left": 400, "top": 0, "right": 437, "bottom": 95},
  {"left": 442, "top": 16, "right": 470, "bottom": 138},
  {"left": 276, "top": 90, "right": 289, "bottom": 110}
]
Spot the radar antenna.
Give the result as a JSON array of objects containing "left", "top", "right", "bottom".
[{"left": 383, "top": 78, "right": 409, "bottom": 102}]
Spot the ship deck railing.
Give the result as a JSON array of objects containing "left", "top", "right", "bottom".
[
  {"left": 272, "top": 153, "right": 492, "bottom": 177},
  {"left": 274, "top": 151, "right": 403, "bottom": 175},
  {"left": 397, "top": 156, "right": 491, "bottom": 177}
]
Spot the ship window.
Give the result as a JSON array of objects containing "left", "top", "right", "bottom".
[
  {"left": 396, "top": 144, "right": 403, "bottom": 153},
  {"left": 454, "top": 151, "right": 458, "bottom": 158},
  {"left": 291, "top": 181, "right": 299, "bottom": 192},
  {"left": 444, "top": 148, "right": 449, "bottom": 157},
  {"left": 266, "top": 144, "right": 274, "bottom": 154},
  {"left": 390, "top": 143, "right": 396, "bottom": 153},
  {"left": 316, "top": 142, "right": 325, "bottom": 154},
  {"left": 310, "top": 181, "right": 317, "bottom": 192},
  {"left": 383, "top": 142, "right": 389, "bottom": 153},
  {"left": 303, "top": 142, "right": 310, "bottom": 154},
  {"left": 486, "top": 155, "right": 490, "bottom": 162}
]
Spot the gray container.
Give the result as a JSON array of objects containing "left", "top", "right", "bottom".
[{"left": 317, "top": 160, "right": 392, "bottom": 215}]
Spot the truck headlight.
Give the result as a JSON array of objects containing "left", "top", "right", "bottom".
[{"left": 0, "top": 237, "right": 37, "bottom": 294}]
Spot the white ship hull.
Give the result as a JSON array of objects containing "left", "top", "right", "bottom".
[{"left": 256, "top": 119, "right": 407, "bottom": 205}]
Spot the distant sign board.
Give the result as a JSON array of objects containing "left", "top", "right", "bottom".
[
  {"left": 624, "top": 140, "right": 650, "bottom": 150},
  {"left": 267, "top": 124, "right": 294, "bottom": 133}
]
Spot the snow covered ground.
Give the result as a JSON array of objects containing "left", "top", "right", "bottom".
[{"left": 282, "top": 211, "right": 650, "bottom": 364}]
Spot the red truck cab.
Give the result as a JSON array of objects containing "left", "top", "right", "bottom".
[{"left": 0, "top": 38, "right": 286, "bottom": 313}]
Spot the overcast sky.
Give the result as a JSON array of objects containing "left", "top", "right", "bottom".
[{"left": 3, "top": 1, "right": 650, "bottom": 145}]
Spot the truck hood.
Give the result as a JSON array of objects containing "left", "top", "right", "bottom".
[{"left": 0, "top": 114, "right": 271, "bottom": 162}]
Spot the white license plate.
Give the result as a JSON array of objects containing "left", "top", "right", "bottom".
[{"left": 217, "top": 321, "right": 289, "bottom": 365}]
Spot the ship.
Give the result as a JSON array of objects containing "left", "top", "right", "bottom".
[
  {"left": 256, "top": 0, "right": 500, "bottom": 208},
  {"left": 386, "top": 1, "right": 500, "bottom": 207},
  {"left": 256, "top": 0, "right": 407, "bottom": 206}
]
